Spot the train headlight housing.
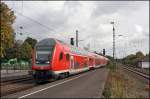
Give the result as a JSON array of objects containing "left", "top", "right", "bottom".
[
  {"left": 36, "top": 61, "right": 39, "bottom": 64},
  {"left": 46, "top": 61, "right": 50, "bottom": 64}
]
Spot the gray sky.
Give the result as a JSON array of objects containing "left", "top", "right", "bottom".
[{"left": 3, "top": 1, "right": 149, "bottom": 58}]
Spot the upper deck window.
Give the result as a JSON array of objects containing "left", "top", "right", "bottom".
[{"left": 59, "top": 52, "right": 63, "bottom": 61}]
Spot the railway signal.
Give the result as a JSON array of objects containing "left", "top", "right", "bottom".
[
  {"left": 70, "top": 38, "right": 74, "bottom": 46},
  {"left": 103, "top": 49, "right": 105, "bottom": 56}
]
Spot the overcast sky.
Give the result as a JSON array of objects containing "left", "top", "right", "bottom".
[{"left": 3, "top": 1, "right": 149, "bottom": 58}]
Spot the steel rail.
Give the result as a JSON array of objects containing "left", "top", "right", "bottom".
[
  {"left": 123, "top": 66, "right": 150, "bottom": 80},
  {"left": 1, "top": 76, "right": 33, "bottom": 86}
]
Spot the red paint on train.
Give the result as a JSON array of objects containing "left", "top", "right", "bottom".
[{"left": 32, "top": 38, "right": 109, "bottom": 82}]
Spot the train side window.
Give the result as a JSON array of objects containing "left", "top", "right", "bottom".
[
  {"left": 59, "top": 52, "right": 63, "bottom": 61},
  {"left": 66, "top": 54, "right": 70, "bottom": 61}
]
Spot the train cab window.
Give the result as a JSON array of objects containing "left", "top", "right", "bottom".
[
  {"left": 59, "top": 52, "right": 63, "bottom": 61},
  {"left": 66, "top": 54, "right": 70, "bottom": 61}
]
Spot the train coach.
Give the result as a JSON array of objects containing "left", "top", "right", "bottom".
[{"left": 32, "top": 38, "right": 108, "bottom": 83}]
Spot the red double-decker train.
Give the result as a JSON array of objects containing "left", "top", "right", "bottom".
[{"left": 32, "top": 38, "right": 109, "bottom": 83}]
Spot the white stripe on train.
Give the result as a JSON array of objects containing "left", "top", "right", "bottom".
[{"left": 53, "top": 64, "right": 106, "bottom": 75}]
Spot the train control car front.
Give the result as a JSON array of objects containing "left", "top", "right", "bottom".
[{"left": 32, "top": 38, "right": 56, "bottom": 82}]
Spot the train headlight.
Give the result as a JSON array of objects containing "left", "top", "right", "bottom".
[
  {"left": 46, "top": 61, "right": 50, "bottom": 64},
  {"left": 36, "top": 61, "right": 39, "bottom": 64},
  {"left": 32, "top": 70, "right": 36, "bottom": 75}
]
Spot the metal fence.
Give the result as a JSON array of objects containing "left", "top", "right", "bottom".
[{"left": 0, "top": 63, "right": 32, "bottom": 74}]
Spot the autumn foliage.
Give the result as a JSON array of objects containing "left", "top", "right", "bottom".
[{"left": 0, "top": 2, "right": 16, "bottom": 58}]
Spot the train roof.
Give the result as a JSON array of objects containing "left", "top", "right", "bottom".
[
  {"left": 36, "top": 38, "right": 56, "bottom": 47},
  {"left": 36, "top": 38, "right": 68, "bottom": 47},
  {"left": 36, "top": 38, "right": 107, "bottom": 59}
]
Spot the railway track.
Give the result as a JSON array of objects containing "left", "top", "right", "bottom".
[
  {"left": 124, "top": 64, "right": 149, "bottom": 75},
  {"left": 1, "top": 76, "right": 36, "bottom": 96},
  {"left": 1, "top": 76, "right": 33, "bottom": 86},
  {"left": 122, "top": 65, "right": 150, "bottom": 80},
  {"left": 1, "top": 73, "right": 66, "bottom": 96}
]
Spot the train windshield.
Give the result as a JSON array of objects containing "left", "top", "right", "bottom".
[
  {"left": 35, "top": 46, "right": 54, "bottom": 65},
  {"left": 35, "top": 38, "right": 56, "bottom": 66}
]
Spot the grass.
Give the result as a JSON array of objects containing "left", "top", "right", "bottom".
[
  {"left": 103, "top": 69, "right": 128, "bottom": 98},
  {"left": 103, "top": 63, "right": 149, "bottom": 98},
  {"left": 110, "top": 70, "right": 128, "bottom": 98}
]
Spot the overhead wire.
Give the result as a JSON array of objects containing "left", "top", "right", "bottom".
[
  {"left": 15, "top": 12, "right": 56, "bottom": 33},
  {"left": 10, "top": 1, "right": 58, "bottom": 34},
  {"left": 12, "top": 2, "right": 100, "bottom": 48}
]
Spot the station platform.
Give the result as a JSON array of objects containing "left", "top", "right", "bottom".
[{"left": 0, "top": 70, "right": 32, "bottom": 82}]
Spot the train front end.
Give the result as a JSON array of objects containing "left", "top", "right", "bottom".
[{"left": 32, "top": 38, "right": 56, "bottom": 82}]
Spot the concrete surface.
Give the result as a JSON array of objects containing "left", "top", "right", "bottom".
[{"left": 2, "top": 67, "right": 108, "bottom": 98}]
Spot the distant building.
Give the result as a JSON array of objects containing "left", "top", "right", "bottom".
[{"left": 138, "top": 55, "right": 149, "bottom": 68}]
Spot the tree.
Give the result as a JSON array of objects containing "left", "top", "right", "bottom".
[
  {"left": 0, "top": 2, "right": 16, "bottom": 58},
  {"left": 5, "top": 42, "right": 20, "bottom": 60},
  {"left": 134, "top": 51, "right": 144, "bottom": 65},
  {"left": 0, "top": 46, "right": 4, "bottom": 58},
  {"left": 136, "top": 51, "right": 144, "bottom": 59},
  {"left": 19, "top": 42, "right": 32, "bottom": 61},
  {"left": 24, "top": 37, "right": 37, "bottom": 49},
  {"left": 122, "top": 51, "right": 145, "bottom": 65}
]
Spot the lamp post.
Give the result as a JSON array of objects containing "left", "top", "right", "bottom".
[{"left": 110, "top": 21, "right": 116, "bottom": 70}]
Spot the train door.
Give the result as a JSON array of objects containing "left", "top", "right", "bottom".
[{"left": 70, "top": 55, "right": 74, "bottom": 73}]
